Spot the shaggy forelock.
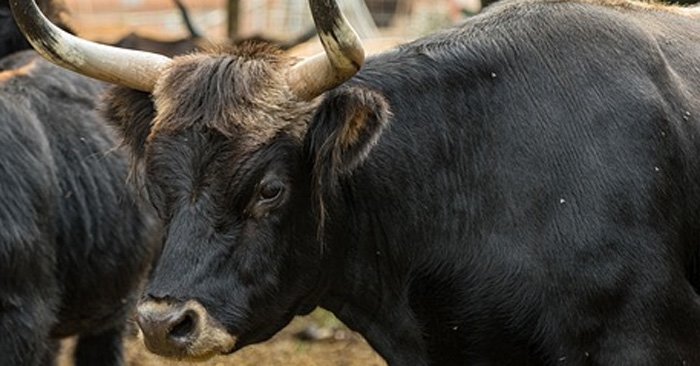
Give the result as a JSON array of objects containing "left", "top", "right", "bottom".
[{"left": 151, "top": 42, "right": 316, "bottom": 147}]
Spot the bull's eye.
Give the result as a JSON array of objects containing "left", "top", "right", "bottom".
[{"left": 259, "top": 180, "right": 285, "bottom": 202}]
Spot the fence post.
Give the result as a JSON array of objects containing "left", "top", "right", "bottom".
[{"left": 227, "top": 0, "right": 240, "bottom": 37}]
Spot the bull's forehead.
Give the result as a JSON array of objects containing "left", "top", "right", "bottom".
[{"left": 150, "top": 44, "right": 315, "bottom": 146}]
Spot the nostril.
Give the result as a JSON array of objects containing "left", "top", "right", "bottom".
[{"left": 169, "top": 311, "right": 196, "bottom": 341}]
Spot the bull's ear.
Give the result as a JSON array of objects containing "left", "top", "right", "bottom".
[
  {"left": 306, "top": 86, "right": 391, "bottom": 185},
  {"left": 101, "top": 86, "right": 156, "bottom": 160}
]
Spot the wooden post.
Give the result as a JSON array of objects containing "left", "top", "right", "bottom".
[{"left": 227, "top": 0, "right": 240, "bottom": 37}]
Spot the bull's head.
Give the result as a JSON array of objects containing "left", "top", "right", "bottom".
[{"left": 11, "top": 0, "right": 390, "bottom": 360}]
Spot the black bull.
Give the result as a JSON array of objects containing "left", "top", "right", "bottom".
[
  {"left": 12, "top": 0, "right": 700, "bottom": 365},
  {"left": 0, "top": 51, "right": 160, "bottom": 365},
  {"left": 0, "top": 0, "right": 70, "bottom": 59}
]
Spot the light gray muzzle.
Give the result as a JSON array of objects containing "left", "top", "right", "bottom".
[{"left": 136, "top": 299, "right": 236, "bottom": 360}]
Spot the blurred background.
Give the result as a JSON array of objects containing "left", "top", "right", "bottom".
[{"left": 63, "top": 0, "right": 481, "bottom": 44}]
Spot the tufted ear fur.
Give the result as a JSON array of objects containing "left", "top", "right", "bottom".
[
  {"left": 101, "top": 86, "right": 156, "bottom": 161},
  {"left": 306, "top": 85, "right": 391, "bottom": 193}
]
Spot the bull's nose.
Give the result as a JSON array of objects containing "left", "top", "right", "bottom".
[
  {"left": 136, "top": 300, "right": 201, "bottom": 357},
  {"left": 136, "top": 299, "right": 237, "bottom": 360}
]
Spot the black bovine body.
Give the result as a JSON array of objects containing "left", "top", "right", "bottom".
[
  {"left": 0, "top": 0, "right": 70, "bottom": 59},
  {"left": 0, "top": 51, "right": 159, "bottom": 365},
  {"left": 310, "top": 3, "right": 700, "bottom": 364},
  {"left": 98, "top": 0, "right": 700, "bottom": 365},
  {"left": 112, "top": 34, "right": 202, "bottom": 58},
  {"left": 0, "top": 5, "right": 27, "bottom": 59}
]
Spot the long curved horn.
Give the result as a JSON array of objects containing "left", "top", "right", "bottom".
[
  {"left": 287, "top": 0, "right": 365, "bottom": 100},
  {"left": 10, "top": 0, "right": 171, "bottom": 92}
]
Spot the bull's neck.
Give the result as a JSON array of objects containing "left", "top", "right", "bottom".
[{"left": 312, "top": 175, "right": 431, "bottom": 365}]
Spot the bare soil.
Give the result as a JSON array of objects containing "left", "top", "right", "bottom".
[{"left": 58, "top": 309, "right": 386, "bottom": 366}]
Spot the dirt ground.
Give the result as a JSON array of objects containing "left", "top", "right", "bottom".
[{"left": 57, "top": 309, "right": 386, "bottom": 366}]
